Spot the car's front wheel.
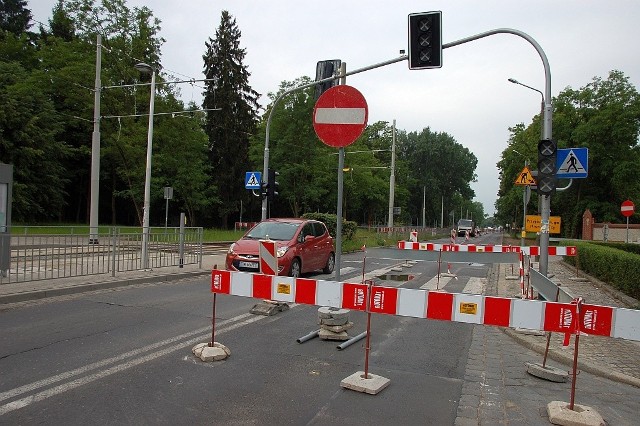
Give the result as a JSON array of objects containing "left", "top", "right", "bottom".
[
  {"left": 322, "top": 252, "right": 335, "bottom": 274},
  {"left": 289, "top": 258, "right": 301, "bottom": 277}
]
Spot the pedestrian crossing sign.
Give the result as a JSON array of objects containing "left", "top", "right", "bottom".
[
  {"left": 515, "top": 166, "right": 536, "bottom": 186},
  {"left": 556, "top": 148, "right": 588, "bottom": 178},
  {"left": 245, "top": 171, "right": 262, "bottom": 189}
]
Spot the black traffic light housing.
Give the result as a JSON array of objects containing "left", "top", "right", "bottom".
[
  {"left": 267, "top": 168, "right": 279, "bottom": 198},
  {"left": 408, "top": 11, "right": 443, "bottom": 70},
  {"left": 537, "top": 139, "right": 557, "bottom": 195},
  {"left": 314, "top": 59, "right": 341, "bottom": 100}
]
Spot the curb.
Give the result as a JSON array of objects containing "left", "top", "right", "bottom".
[
  {"left": 502, "top": 321, "right": 640, "bottom": 389},
  {"left": 0, "top": 270, "right": 211, "bottom": 305}
]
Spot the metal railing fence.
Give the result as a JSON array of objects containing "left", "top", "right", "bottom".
[{"left": 0, "top": 226, "right": 203, "bottom": 284}]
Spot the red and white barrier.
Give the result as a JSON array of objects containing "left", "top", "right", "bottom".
[
  {"left": 211, "top": 270, "right": 640, "bottom": 342},
  {"left": 397, "top": 241, "right": 577, "bottom": 256},
  {"left": 259, "top": 240, "right": 277, "bottom": 275}
]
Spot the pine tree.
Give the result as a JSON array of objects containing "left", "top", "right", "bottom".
[
  {"left": 202, "top": 10, "right": 260, "bottom": 228},
  {"left": 0, "top": 0, "right": 32, "bottom": 36}
]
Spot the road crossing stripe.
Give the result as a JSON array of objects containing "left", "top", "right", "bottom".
[{"left": 419, "top": 276, "right": 453, "bottom": 290}]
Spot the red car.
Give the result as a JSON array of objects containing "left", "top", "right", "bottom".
[{"left": 225, "top": 218, "right": 335, "bottom": 277}]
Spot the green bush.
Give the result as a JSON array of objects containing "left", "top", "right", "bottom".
[
  {"left": 301, "top": 213, "right": 357, "bottom": 240},
  {"left": 562, "top": 240, "right": 640, "bottom": 300}
]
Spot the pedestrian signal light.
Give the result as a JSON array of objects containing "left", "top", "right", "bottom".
[
  {"left": 267, "top": 168, "right": 279, "bottom": 198},
  {"left": 537, "top": 139, "right": 557, "bottom": 195}
]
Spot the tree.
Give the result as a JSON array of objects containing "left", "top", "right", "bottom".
[
  {"left": 202, "top": 10, "right": 260, "bottom": 228},
  {"left": 400, "top": 127, "right": 477, "bottom": 227},
  {"left": 496, "top": 70, "right": 640, "bottom": 238},
  {"left": 0, "top": 61, "right": 70, "bottom": 221},
  {"left": 0, "top": 0, "right": 32, "bottom": 36}
]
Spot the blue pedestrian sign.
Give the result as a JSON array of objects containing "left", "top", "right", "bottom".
[
  {"left": 245, "top": 171, "right": 262, "bottom": 189},
  {"left": 556, "top": 148, "right": 588, "bottom": 178}
]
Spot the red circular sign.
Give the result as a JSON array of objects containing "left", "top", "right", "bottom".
[
  {"left": 621, "top": 200, "right": 635, "bottom": 217},
  {"left": 313, "top": 85, "right": 368, "bottom": 148}
]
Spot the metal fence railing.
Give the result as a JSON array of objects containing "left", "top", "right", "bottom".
[{"left": 0, "top": 227, "right": 203, "bottom": 284}]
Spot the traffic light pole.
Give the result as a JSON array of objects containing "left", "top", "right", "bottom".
[
  {"left": 261, "top": 27, "right": 553, "bottom": 277},
  {"left": 442, "top": 28, "right": 553, "bottom": 276},
  {"left": 261, "top": 55, "right": 408, "bottom": 221}
]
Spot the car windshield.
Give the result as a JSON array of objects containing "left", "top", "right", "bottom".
[
  {"left": 458, "top": 220, "right": 473, "bottom": 227},
  {"left": 245, "top": 221, "right": 300, "bottom": 241}
]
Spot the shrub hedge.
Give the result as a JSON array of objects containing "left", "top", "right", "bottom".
[
  {"left": 561, "top": 240, "right": 640, "bottom": 300},
  {"left": 301, "top": 213, "right": 357, "bottom": 240}
]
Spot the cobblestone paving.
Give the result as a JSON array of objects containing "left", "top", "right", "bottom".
[{"left": 455, "top": 259, "right": 640, "bottom": 425}]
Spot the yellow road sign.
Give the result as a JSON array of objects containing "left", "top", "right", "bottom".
[
  {"left": 515, "top": 166, "right": 536, "bottom": 186},
  {"left": 525, "top": 215, "right": 561, "bottom": 234}
]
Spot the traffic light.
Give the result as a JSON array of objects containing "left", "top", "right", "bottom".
[
  {"left": 314, "top": 59, "right": 341, "bottom": 100},
  {"left": 537, "top": 139, "right": 557, "bottom": 195},
  {"left": 408, "top": 11, "right": 442, "bottom": 70},
  {"left": 267, "top": 168, "right": 279, "bottom": 198}
]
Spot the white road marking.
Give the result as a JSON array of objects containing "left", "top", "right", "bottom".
[
  {"left": 420, "top": 276, "right": 453, "bottom": 290},
  {"left": 461, "top": 277, "right": 486, "bottom": 294},
  {"left": 0, "top": 312, "right": 265, "bottom": 415}
]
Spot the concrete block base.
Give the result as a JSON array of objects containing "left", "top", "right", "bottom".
[
  {"left": 340, "top": 371, "right": 390, "bottom": 395},
  {"left": 192, "top": 342, "right": 230, "bottom": 362},
  {"left": 505, "top": 275, "right": 519, "bottom": 280},
  {"left": 250, "top": 300, "right": 289, "bottom": 316},
  {"left": 515, "top": 328, "right": 546, "bottom": 336},
  {"left": 547, "top": 401, "right": 605, "bottom": 426},
  {"left": 526, "top": 362, "right": 568, "bottom": 382},
  {"left": 319, "top": 329, "right": 350, "bottom": 341}
]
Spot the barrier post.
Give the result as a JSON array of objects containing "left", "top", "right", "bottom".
[
  {"left": 364, "top": 279, "right": 373, "bottom": 379},
  {"left": 519, "top": 251, "right": 525, "bottom": 296},
  {"left": 436, "top": 249, "right": 442, "bottom": 289},
  {"left": 543, "top": 286, "right": 561, "bottom": 368},
  {"left": 209, "top": 263, "right": 218, "bottom": 346},
  {"left": 569, "top": 298, "right": 583, "bottom": 410},
  {"left": 210, "top": 293, "right": 217, "bottom": 345},
  {"left": 192, "top": 264, "right": 230, "bottom": 362}
]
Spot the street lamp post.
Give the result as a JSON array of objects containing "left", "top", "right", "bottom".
[
  {"left": 508, "top": 78, "right": 544, "bottom": 138},
  {"left": 135, "top": 62, "right": 156, "bottom": 270},
  {"left": 89, "top": 34, "right": 102, "bottom": 244},
  {"left": 508, "top": 76, "right": 551, "bottom": 275}
]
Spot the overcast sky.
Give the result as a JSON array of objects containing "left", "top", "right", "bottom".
[{"left": 29, "top": 1, "right": 640, "bottom": 218}]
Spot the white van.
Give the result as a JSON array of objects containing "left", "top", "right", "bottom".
[{"left": 457, "top": 219, "right": 475, "bottom": 237}]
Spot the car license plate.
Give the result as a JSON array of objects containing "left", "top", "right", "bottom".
[{"left": 239, "top": 261, "right": 258, "bottom": 269}]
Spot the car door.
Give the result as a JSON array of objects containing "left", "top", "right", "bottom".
[
  {"left": 312, "top": 221, "right": 332, "bottom": 264},
  {"left": 298, "top": 222, "right": 319, "bottom": 272}
]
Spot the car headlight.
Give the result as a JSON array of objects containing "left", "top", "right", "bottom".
[
  {"left": 277, "top": 246, "right": 289, "bottom": 258},
  {"left": 228, "top": 243, "right": 236, "bottom": 255}
]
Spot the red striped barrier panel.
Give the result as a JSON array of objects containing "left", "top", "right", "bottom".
[
  {"left": 259, "top": 240, "right": 277, "bottom": 275},
  {"left": 397, "top": 241, "right": 577, "bottom": 256},
  {"left": 211, "top": 270, "right": 639, "bottom": 342}
]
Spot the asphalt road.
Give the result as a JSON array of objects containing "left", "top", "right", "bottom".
[{"left": 0, "top": 237, "right": 501, "bottom": 425}]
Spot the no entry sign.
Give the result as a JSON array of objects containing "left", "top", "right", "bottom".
[
  {"left": 621, "top": 200, "right": 635, "bottom": 217},
  {"left": 313, "top": 85, "right": 368, "bottom": 148}
]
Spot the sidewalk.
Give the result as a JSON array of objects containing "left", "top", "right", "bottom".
[
  {"left": 491, "top": 257, "right": 640, "bottom": 388},
  {"left": 0, "top": 254, "right": 227, "bottom": 305}
]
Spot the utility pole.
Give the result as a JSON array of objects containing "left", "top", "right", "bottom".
[
  {"left": 89, "top": 34, "right": 101, "bottom": 244},
  {"left": 387, "top": 119, "right": 397, "bottom": 234}
]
